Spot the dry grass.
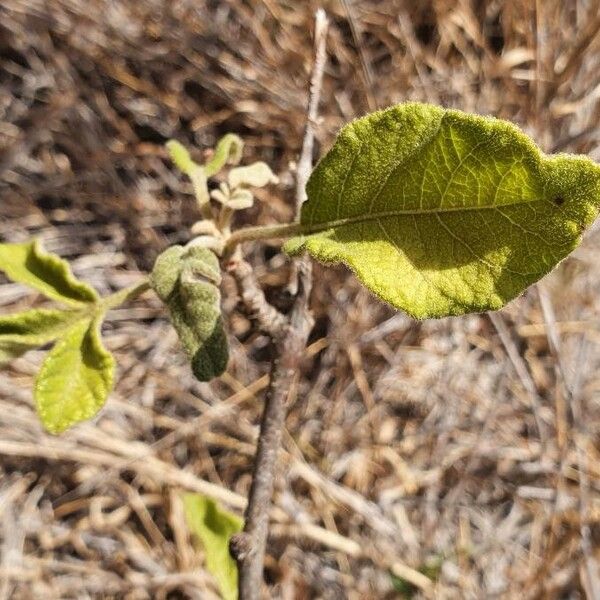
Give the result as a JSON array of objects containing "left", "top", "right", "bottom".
[{"left": 2, "top": 0, "right": 600, "bottom": 598}]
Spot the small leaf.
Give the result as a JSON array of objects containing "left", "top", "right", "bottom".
[
  {"left": 166, "top": 140, "right": 210, "bottom": 209},
  {"left": 227, "top": 189, "right": 254, "bottom": 210},
  {"left": 166, "top": 140, "right": 199, "bottom": 176},
  {"left": 0, "top": 240, "right": 98, "bottom": 307},
  {"left": 210, "top": 188, "right": 230, "bottom": 206},
  {"left": 150, "top": 246, "right": 229, "bottom": 381},
  {"left": 205, "top": 134, "right": 244, "bottom": 177},
  {"left": 228, "top": 162, "right": 278, "bottom": 189},
  {"left": 0, "top": 307, "right": 86, "bottom": 363},
  {"left": 35, "top": 314, "right": 115, "bottom": 434},
  {"left": 287, "top": 102, "right": 600, "bottom": 318},
  {"left": 183, "top": 493, "right": 242, "bottom": 600}
]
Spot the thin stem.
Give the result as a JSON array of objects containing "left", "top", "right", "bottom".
[
  {"left": 101, "top": 279, "right": 151, "bottom": 312},
  {"left": 225, "top": 197, "right": 538, "bottom": 254},
  {"left": 295, "top": 8, "right": 329, "bottom": 213},
  {"left": 224, "top": 222, "right": 303, "bottom": 252}
]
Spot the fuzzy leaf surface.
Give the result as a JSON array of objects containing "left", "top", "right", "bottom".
[
  {"left": 0, "top": 240, "right": 98, "bottom": 306},
  {"left": 286, "top": 102, "right": 600, "bottom": 318},
  {"left": 205, "top": 133, "right": 243, "bottom": 176},
  {"left": 228, "top": 161, "right": 278, "bottom": 189},
  {"left": 166, "top": 140, "right": 198, "bottom": 176},
  {"left": 150, "top": 246, "right": 228, "bottom": 381},
  {"left": 183, "top": 493, "right": 242, "bottom": 600},
  {"left": 35, "top": 315, "right": 115, "bottom": 434},
  {"left": 0, "top": 307, "right": 86, "bottom": 363}
]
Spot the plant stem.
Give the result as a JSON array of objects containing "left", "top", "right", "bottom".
[
  {"left": 231, "top": 329, "right": 305, "bottom": 599},
  {"left": 224, "top": 222, "right": 303, "bottom": 252},
  {"left": 101, "top": 279, "right": 151, "bottom": 311}
]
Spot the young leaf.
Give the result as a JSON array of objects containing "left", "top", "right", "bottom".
[
  {"left": 227, "top": 189, "right": 254, "bottom": 210},
  {"left": 183, "top": 493, "right": 242, "bottom": 600},
  {"left": 150, "top": 246, "right": 229, "bottom": 381},
  {"left": 0, "top": 240, "right": 98, "bottom": 307},
  {"left": 0, "top": 307, "right": 86, "bottom": 363},
  {"left": 35, "top": 314, "right": 115, "bottom": 434},
  {"left": 166, "top": 140, "right": 200, "bottom": 176},
  {"left": 286, "top": 102, "right": 600, "bottom": 318},
  {"left": 205, "top": 133, "right": 244, "bottom": 177},
  {"left": 228, "top": 162, "right": 278, "bottom": 189}
]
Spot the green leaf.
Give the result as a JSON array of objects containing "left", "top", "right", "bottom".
[
  {"left": 150, "top": 246, "right": 229, "bottom": 382},
  {"left": 0, "top": 240, "right": 98, "bottom": 307},
  {"left": 286, "top": 102, "right": 600, "bottom": 318},
  {"left": 167, "top": 134, "right": 243, "bottom": 179},
  {"left": 205, "top": 134, "right": 244, "bottom": 177},
  {"left": 183, "top": 493, "right": 242, "bottom": 600},
  {"left": 35, "top": 314, "right": 115, "bottom": 434},
  {"left": 166, "top": 140, "right": 200, "bottom": 176},
  {"left": 0, "top": 307, "right": 86, "bottom": 363}
]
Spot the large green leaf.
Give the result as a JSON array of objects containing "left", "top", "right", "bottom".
[
  {"left": 183, "top": 493, "right": 242, "bottom": 600},
  {"left": 0, "top": 307, "right": 86, "bottom": 363},
  {"left": 35, "top": 314, "right": 115, "bottom": 434},
  {"left": 286, "top": 102, "right": 600, "bottom": 318},
  {"left": 0, "top": 240, "right": 98, "bottom": 307}
]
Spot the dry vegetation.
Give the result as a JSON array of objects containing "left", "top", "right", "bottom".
[{"left": 2, "top": 0, "right": 600, "bottom": 598}]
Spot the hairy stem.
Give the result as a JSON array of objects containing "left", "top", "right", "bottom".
[
  {"left": 224, "top": 222, "right": 303, "bottom": 252},
  {"left": 101, "top": 279, "right": 151, "bottom": 312}
]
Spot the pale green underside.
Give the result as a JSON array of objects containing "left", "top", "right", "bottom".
[
  {"left": 0, "top": 240, "right": 98, "bottom": 307},
  {"left": 286, "top": 102, "right": 600, "bottom": 318},
  {"left": 0, "top": 307, "right": 85, "bottom": 363}
]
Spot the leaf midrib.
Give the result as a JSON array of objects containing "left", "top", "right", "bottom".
[{"left": 301, "top": 198, "right": 552, "bottom": 236}]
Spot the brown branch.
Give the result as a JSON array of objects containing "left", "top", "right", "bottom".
[
  {"left": 227, "top": 255, "right": 288, "bottom": 338},
  {"left": 230, "top": 10, "right": 327, "bottom": 599},
  {"left": 231, "top": 269, "right": 313, "bottom": 599}
]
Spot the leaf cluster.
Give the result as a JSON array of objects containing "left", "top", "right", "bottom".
[{"left": 0, "top": 240, "right": 115, "bottom": 433}]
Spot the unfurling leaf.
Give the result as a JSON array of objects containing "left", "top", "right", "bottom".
[
  {"left": 228, "top": 161, "right": 278, "bottom": 189},
  {"left": 35, "top": 315, "right": 115, "bottom": 434},
  {"left": 183, "top": 493, "right": 242, "bottom": 600},
  {"left": 166, "top": 140, "right": 199, "bottom": 176},
  {"left": 286, "top": 102, "right": 600, "bottom": 318},
  {"left": 0, "top": 240, "right": 98, "bottom": 307},
  {"left": 205, "top": 133, "right": 244, "bottom": 177},
  {"left": 150, "top": 246, "right": 228, "bottom": 381},
  {"left": 0, "top": 307, "right": 85, "bottom": 363}
]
